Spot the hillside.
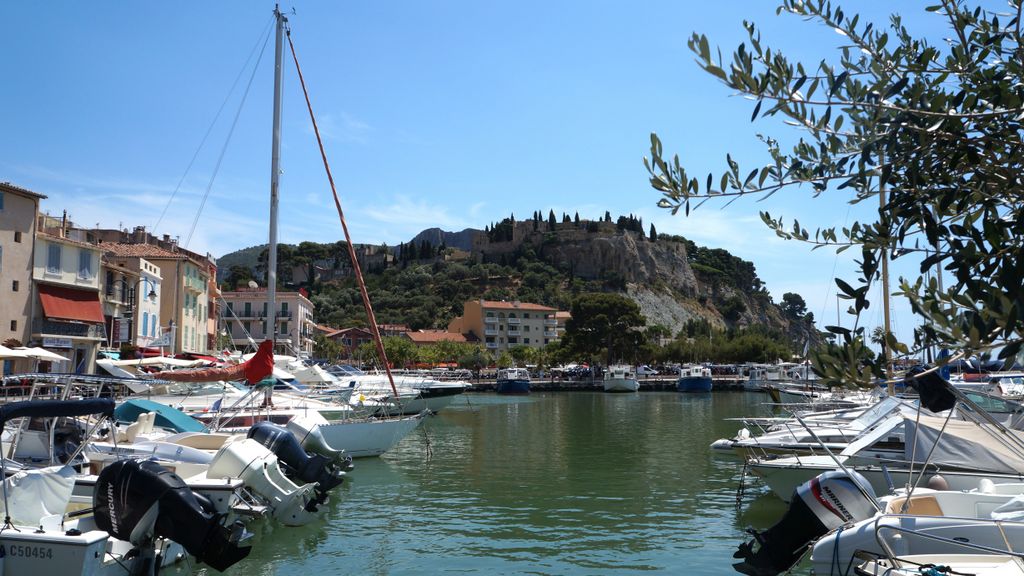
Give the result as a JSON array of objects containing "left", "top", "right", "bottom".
[{"left": 216, "top": 213, "right": 820, "bottom": 348}]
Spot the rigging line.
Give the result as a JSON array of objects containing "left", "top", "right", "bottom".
[
  {"left": 286, "top": 30, "right": 401, "bottom": 401},
  {"left": 153, "top": 14, "right": 275, "bottom": 235},
  {"left": 183, "top": 22, "right": 273, "bottom": 249}
]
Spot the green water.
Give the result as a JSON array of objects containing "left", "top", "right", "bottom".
[{"left": 189, "top": 392, "right": 793, "bottom": 575}]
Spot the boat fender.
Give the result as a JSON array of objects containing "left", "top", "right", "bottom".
[
  {"left": 732, "top": 470, "right": 877, "bottom": 576},
  {"left": 247, "top": 422, "right": 347, "bottom": 502},
  {"left": 93, "top": 458, "right": 252, "bottom": 571}
]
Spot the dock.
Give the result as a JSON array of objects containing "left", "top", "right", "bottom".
[{"left": 465, "top": 376, "right": 747, "bottom": 392}]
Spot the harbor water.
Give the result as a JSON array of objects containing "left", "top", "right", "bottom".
[{"left": 186, "top": 391, "right": 793, "bottom": 575}]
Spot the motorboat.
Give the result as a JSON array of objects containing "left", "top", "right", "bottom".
[
  {"left": 603, "top": 365, "right": 639, "bottom": 393},
  {"left": 496, "top": 367, "right": 531, "bottom": 394},
  {"left": 676, "top": 365, "right": 712, "bottom": 392}
]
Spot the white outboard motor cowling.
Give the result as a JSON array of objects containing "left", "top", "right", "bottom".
[{"left": 733, "top": 470, "right": 877, "bottom": 576}]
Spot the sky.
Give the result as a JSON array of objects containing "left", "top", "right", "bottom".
[{"left": 2, "top": 1, "right": 968, "bottom": 344}]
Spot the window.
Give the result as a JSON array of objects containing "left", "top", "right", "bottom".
[
  {"left": 105, "top": 271, "right": 114, "bottom": 295},
  {"left": 78, "top": 250, "right": 94, "bottom": 279},
  {"left": 14, "top": 231, "right": 21, "bottom": 243},
  {"left": 280, "top": 322, "right": 287, "bottom": 334},
  {"left": 544, "top": 339, "right": 550, "bottom": 344},
  {"left": 524, "top": 325, "right": 530, "bottom": 332},
  {"left": 523, "top": 313, "right": 529, "bottom": 319},
  {"left": 243, "top": 302, "right": 251, "bottom": 316},
  {"left": 46, "top": 244, "right": 61, "bottom": 274},
  {"left": 485, "top": 337, "right": 494, "bottom": 343},
  {"left": 508, "top": 337, "right": 518, "bottom": 344},
  {"left": 10, "top": 320, "right": 16, "bottom": 331},
  {"left": 0, "top": 191, "right": 4, "bottom": 210},
  {"left": 142, "top": 312, "right": 149, "bottom": 336},
  {"left": 243, "top": 321, "right": 251, "bottom": 334},
  {"left": 524, "top": 338, "right": 530, "bottom": 344},
  {"left": 0, "top": 245, "right": 3, "bottom": 273},
  {"left": 12, "top": 280, "right": 18, "bottom": 292}
]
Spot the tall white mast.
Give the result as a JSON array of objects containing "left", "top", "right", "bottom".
[{"left": 268, "top": 5, "right": 287, "bottom": 348}]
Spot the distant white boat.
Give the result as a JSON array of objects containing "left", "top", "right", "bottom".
[
  {"left": 496, "top": 367, "right": 531, "bottom": 394},
  {"left": 603, "top": 365, "right": 639, "bottom": 393}
]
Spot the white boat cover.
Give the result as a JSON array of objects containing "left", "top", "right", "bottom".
[
  {"left": 1, "top": 464, "right": 75, "bottom": 526},
  {"left": 991, "top": 495, "right": 1024, "bottom": 521},
  {"left": 840, "top": 414, "right": 904, "bottom": 456},
  {"left": 904, "top": 414, "right": 1024, "bottom": 474}
]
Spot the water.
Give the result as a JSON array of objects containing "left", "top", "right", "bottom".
[{"left": 187, "top": 391, "right": 792, "bottom": 575}]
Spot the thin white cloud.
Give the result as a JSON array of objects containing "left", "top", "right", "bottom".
[{"left": 308, "top": 112, "right": 372, "bottom": 143}]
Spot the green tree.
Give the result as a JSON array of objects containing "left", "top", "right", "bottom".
[
  {"left": 562, "top": 292, "right": 646, "bottom": 366},
  {"left": 780, "top": 293, "right": 808, "bottom": 320},
  {"left": 508, "top": 345, "right": 535, "bottom": 367},
  {"left": 224, "top": 265, "right": 255, "bottom": 291},
  {"left": 646, "top": 0, "right": 1024, "bottom": 386},
  {"left": 357, "top": 336, "right": 420, "bottom": 369},
  {"left": 313, "top": 334, "right": 342, "bottom": 362}
]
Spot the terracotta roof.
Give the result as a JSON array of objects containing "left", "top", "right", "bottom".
[
  {"left": 477, "top": 300, "right": 556, "bottom": 312},
  {"left": 0, "top": 182, "right": 47, "bottom": 200},
  {"left": 103, "top": 242, "right": 185, "bottom": 260},
  {"left": 404, "top": 330, "right": 467, "bottom": 344},
  {"left": 555, "top": 311, "right": 572, "bottom": 319}
]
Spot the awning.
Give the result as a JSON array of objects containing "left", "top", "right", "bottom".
[{"left": 37, "top": 285, "right": 104, "bottom": 324}]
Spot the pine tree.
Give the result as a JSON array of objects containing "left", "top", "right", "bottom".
[
  {"left": 548, "top": 210, "right": 556, "bottom": 231},
  {"left": 649, "top": 223, "right": 658, "bottom": 242},
  {"left": 574, "top": 212, "right": 580, "bottom": 225}
]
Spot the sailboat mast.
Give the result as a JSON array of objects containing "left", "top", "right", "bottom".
[
  {"left": 880, "top": 153, "right": 894, "bottom": 394},
  {"left": 268, "top": 5, "right": 287, "bottom": 350}
]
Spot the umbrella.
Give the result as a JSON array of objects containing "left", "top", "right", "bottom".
[
  {"left": 0, "top": 345, "right": 30, "bottom": 359},
  {"left": 18, "top": 347, "right": 71, "bottom": 362}
]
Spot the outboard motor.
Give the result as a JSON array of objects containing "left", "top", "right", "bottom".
[
  {"left": 286, "top": 416, "right": 355, "bottom": 471},
  {"left": 733, "top": 470, "right": 877, "bottom": 576},
  {"left": 248, "top": 421, "right": 348, "bottom": 505},
  {"left": 94, "top": 459, "right": 251, "bottom": 573}
]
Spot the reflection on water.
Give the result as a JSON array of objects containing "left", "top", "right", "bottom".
[{"left": 185, "top": 391, "right": 795, "bottom": 575}]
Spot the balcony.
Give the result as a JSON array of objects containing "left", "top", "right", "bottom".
[
  {"left": 276, "top": 310, "right": 293, "bottom": 319},
  {"left": 484, "top": 328, "right": 498, "bottom": 336},
  {"left": 544, "top": 318, "right": 557, "bottom": 326},
  {"left": 484, "top": 317, "right": 497, "bottom": 324},
  {"left": 506, "top": 318, "right": 521, "bottom": 325},
  {"left": 485, "top": 342, "right": 498, "bottom": 349},
  {"left": 34, "top": 319, "right": 106, "bottom": 340},
  {"left": 507, "top": 328, "right": 521, "bottom": 336},
  {"left": 544, "top": 330, "right": 557, "bottom": 337},
  {"left": 184, "top": 276, "right": 206, "bottom": 293}
]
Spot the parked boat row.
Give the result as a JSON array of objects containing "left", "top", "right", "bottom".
[{"left": 719, "top": 367, "right": 1024, "bottom": 575}]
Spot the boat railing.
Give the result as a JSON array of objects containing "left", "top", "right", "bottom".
[{"left": 871, "top": 516, "right": 1024, "bottom": 569}]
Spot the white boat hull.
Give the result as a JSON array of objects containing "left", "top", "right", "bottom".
[
  {"left": 317, "top": 414, "right": 425, "bottom": 458},
  {"left": 603, "top": 378, "right": 639, "bottom": 393}
]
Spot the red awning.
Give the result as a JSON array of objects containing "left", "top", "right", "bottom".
[{"left": 37, "top": 284, "right": 104, "bottom": 324}]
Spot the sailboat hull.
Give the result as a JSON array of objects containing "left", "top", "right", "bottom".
[{"left": 317, "top": 414, "right": 425, "bottom": 457}]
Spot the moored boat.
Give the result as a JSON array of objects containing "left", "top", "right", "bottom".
[
  {"left": 603, "top": 365, "right": 639, "bottom": 393},
  {"left": 676, "top": 365, "right": 713, "bottom": 392},
  {"left": 496, "top": 367, "right": 531, "bottom": 394}
]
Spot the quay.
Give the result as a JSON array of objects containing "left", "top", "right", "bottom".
[{"left": 465, "top": 376, "right": 747, "bottom": 392}]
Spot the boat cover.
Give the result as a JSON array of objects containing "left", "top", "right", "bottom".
[
  {"left": 114, "top": 399, "right": 208, "bottom": 433},
  {"left": 1, "top": 464, "right": 76, "bottom": 526},
  {"left": 0, "top": 397, "right": 115, "bottom": 426},
  {"left": 904, "top": 414, "right": 1024, "bottom": 474}
]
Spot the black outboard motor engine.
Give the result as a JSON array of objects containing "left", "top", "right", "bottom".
[
  {"left": 733, "top": 470, "right": 877, "bottom": 576},
  {"left": 94, "top": 459, "right": 251, "bottom": 573},
  {"left": 247, "top": 421, "right": 348, "bottom": 506}
]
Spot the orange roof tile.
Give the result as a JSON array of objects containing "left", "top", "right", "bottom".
[
  {"left": 404, "top": 330, "right": 467, "bottom": 344},
  {"left": 103, "top": 242, "right": 185, "bottom": 260},
  {"left": 477, "top": 300, "right": 556, "bottom": 312}
]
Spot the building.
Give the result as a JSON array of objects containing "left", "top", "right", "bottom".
[
  {"left": 32, "top": 215, "right": 105, "bottom": 372},
  {"left": 0, "top": 183, "right": 45, "bottom": 358},
  {"left": 326, "top": 327, "right": 374, "bottom": 358},
  {"left": 220, "top": 287, "right": 315, "bottom": 356},
  {"left": 101, "top": 256, "right": 162, "bottom": 349},
  {"left": 104, "top": 243, "right": 209, "bottom": 354},
  {"left": 403, "top": 329, "right": 468, "bottom": 347},
  {"left": 448, "top": 299, "right": 559, "bottom": 352},
  {"left": 555, "top": 310, "right": 571, "bottom": 339},
  {"left": 377, "top": 323, "right": 411, "bottom": 338}
]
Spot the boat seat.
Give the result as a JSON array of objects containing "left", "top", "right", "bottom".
[{"left": 886, "top": 495, "right": 944, "bottom": 516}]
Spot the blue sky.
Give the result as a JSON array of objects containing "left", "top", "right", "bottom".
[{"left": 2, "top": 2, "right": 963, "bottom": 342}]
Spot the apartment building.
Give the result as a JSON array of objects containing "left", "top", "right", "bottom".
[
  {"left": 103, "top": 243, "right": 209, "bottom": 354},
  {"left": 0, "top": 183, "right": 45, "bottom": 354},
  {"left": 220, "top": 287, "right": 315, "bottom": 356},
  {"left": 101, "top": 256, "right": 162, "bottom": 348},
  {"left": 32, "top": 219, "right": 105, "bottom": 372},
  {"left": 448, "top": 299, "right": 559, "bottom": 352}
]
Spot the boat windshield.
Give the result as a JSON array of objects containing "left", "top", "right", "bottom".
[{"left": 849, "top": 396, "right": 903, "bottom": 429}]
